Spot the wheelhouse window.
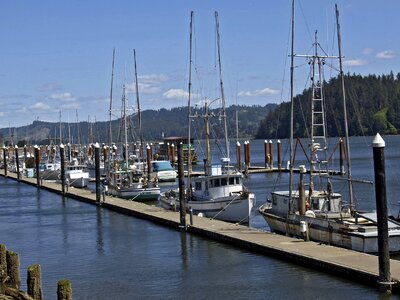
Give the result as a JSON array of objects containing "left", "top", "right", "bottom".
[
  {"left": 229, "top": 177, "right": 235, "bottom": 185},
  {"left": 221, "top": 178, "right": 227, "bottom": 186},
  {"left": 214, "top": 179, "right": 220, "bottom": 187},
  {"left": 195, "top": 182, "right": 202, "bottom": 190}
]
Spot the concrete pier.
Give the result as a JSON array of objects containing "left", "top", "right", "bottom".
[{"left": 1, "top": 169, "right": 400, "bottom": 293}]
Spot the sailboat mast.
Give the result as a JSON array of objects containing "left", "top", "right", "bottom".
[
  {"left": 335, "top": 4, "right": 354, "bottom": 210},
  {"left": 215, "top": 11, "right": 229, "bottom": 160},
  {"left": 109, "top": 48, "right": 115, "bottom": 149},
  {"left": 59, "top": 110, "right": 62, "bottom": 145},
  {"left": 289, "top": 0, "right": 295, "bottom": 211},
  {"left": 187, "top": 11, "right": 193, "bottom": 185},
  {"left": 123, "top": 85, "right": 129, "bottom": 167},
  {"left": 133, "top": 49, "right": 143, "bottom": 164}
]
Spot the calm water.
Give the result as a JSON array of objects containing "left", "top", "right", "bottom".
[{"left": 1, "top": 136, "right": 400, "bottom": 299}]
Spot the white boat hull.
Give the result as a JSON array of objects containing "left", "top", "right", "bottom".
[
  {"left": 259, "top": 204, "right": 400, "bottom": 253},
  {"left": 159, "top": 192, "right": 255, "bottom": 223}
]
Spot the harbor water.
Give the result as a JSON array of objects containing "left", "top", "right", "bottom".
[{"left": 1, "top": 136, "right": 400, "bottom": 298}]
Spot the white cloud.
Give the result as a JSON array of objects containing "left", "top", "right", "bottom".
[
  {"left": 238, "top": 87, "right": 279, "bottom": 97},
  {"left": 139, "top": 74, "right": 168, "bottom": 84},
  {"left": 30, "top": 102, "right": 51, "bottom": 110},
  {"left": 163, "top": 89, "right": 189, "bottom": 99},
  {"left": 48, "top": 92, "right": 75, "bottom": 101},
  {"left": 376, "top": 50, "right": 396, "bottom": 59},
  {"left": 127, "top": 74, "right": 168, "bottom": 95},
  {"left": 343, "top": 59, "right": 368, "bottom": 67},
  {"left": 0, "top": 112, "right": 5, "bottom": 117},
  {"left": 362, "top": 48, "right": 374, "bottom": 55}
]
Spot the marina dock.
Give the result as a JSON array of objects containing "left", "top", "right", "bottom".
[{"left": 1, "top": 170, "right": 400, "bottom": 294}]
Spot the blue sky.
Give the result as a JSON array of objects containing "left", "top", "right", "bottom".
[{"left": 0, "top": 0, "right": 398, "bottom": 128}]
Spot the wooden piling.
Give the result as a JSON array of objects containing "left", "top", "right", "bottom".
[
  {"left": 171, "top": 144, "right": 176, "bottom": 167},
  {"left": 6, "top": 251, "right": 20, "bottom": 290},
  {"left": 246, "top": 141, "right": 251, "bottom": 168},
  {"left": 269, "top": 140, "right": 273, "bottom": 169},
  {"left": 15, "top": 146, "right": 20, "bottom": 182},
  {"left": 60, "top": 144, "right": 66, "bottom": 195},
  {"left": 236, "top": 141, "right": 241, "bottom": 171},
  {"left": 57, "top": 279, "right": 72, "bottom": 300},
  {"left": 177, "top": 142, "right": 186, "bottom": 230},
  {"left": 3, "top": 146, "right": 7, "bottom": 177},
  {"left": 243, "top": 141, "right": 248, "bottom": 172},
  {"left": 0, "top": 244, "right": 7, "bottom": 291},
  {"left": 277, "top": 140, "right": 282, "bottom": 171},
  {"left": 339, "top": 138, "right": 345, "bottom": 175},
  {"left": 27, "top": 264, "right": 42, "bottom": 300},
  {"left": 372, "top": 133, "right": 392, "bottom": 293},
  {"left": 34, "top": 145, "right": 40, "bottom": 187},
  {"left": 95, "top": 143, "right": 101, "bottom": 205},
  {"left": 264, "top": 140, "right": 268, "bottom": 167},
  {"left": 146, "top": 144, "right": 152, "bottom": 181},
  {"left": 167, "top": 143, "right": 171, "bottom": 161},
  {"left": 24, "top": 145, "right": 27, "bottom": 163}
]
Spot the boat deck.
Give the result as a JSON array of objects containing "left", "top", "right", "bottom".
[{"left": 2, "top": 169, "right": 400, "bottom": 293}]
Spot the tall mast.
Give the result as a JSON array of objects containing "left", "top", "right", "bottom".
[
  {"left": 215, "top": 11, "right": 229, "bottom": 160},
  {"left": 187, "top": 11, "right": 193, "bottom": 185},
  {"left": 123, "top": 84, "right": 129, "bottom": 167},
  {"left": 109, "top": 48, "right": 115, "bottom": 149},
  {"left": 133, "top": 49, "right": 143, "bottom": 165},
  {"left": 336, "top": 4, "right": 354, "bottom": 210},
  {"left": 76, "top": 110, "right": 81, "bottom": 146},
  {"left": 289, "top": 0, "right": 295, "bottom": 211},
  {"left": 59, "top": 110, "right": 62, "bottom": 144}
]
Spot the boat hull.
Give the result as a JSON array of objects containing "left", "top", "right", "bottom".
[
  {"left": 259, "top": 204, "right": 400, "bottom": 253},
  {"left": 159, "top": 192, "right": 255, "bottom": 223},
  {"left": 109, "top": 187, "right": 160, "bottom": 201}
]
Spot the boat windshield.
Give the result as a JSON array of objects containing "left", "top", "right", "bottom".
[{"left": 152, "top": 161, "right": 174, "bottom": 171}]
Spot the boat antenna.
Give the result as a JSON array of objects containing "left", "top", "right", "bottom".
[
  {"left": 288, "top": 0, "right": 295, "bottom": 213},
  {"left": 122, "top": 84, "right": 129, "bottom": 168},
  {"left": 335, "top": 4, "right": 354, "bottom": 211},
  {"left": 215, "top": 11, "right": 229, "bottom": 161},
  {"left": 134, "top": 49, "right": 143, "bottom": 169},
  {"left": 187, "top": 11, "right": 193, "bottom": 188}
]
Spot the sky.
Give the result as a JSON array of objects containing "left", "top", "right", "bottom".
[{"left": 0, "top": 0, "right": 399, "bottom": 129}]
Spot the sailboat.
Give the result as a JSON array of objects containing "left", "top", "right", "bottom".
[
  {"left": 106, "top": 54, "right": 160, "bottom": 201},
  {"left": 258, "top": 2, "right": 400, "bottom": 253},
  {"left": 159, "top": 11, "right": 255, "bottom": 223}
]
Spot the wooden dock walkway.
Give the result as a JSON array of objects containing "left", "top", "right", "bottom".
[{"left": 1, "top": 170, "right": 399, "bottom": 293}]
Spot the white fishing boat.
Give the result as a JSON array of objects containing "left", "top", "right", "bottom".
[
  {"left": 151, "top": 160, "right": 176, "bottom": 182},
  {"left": 159, "top": 11, "right": 255, "bottom": 224},
  {"left": 258, "top": 3, "right": 400, "bottom": 253},
  {"left": 38, "top": 161, "right": 61, "bottom": 181},
  {"left": 65, "top": 160, "right": 90, "bottom": 188}
]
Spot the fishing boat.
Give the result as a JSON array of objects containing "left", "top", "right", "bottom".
[
  {"left": 105, "top": 52, "right": 160, "bottom": 202},
  {"left": 65, "top": 159, "right": 90, "bottom": 188},
  {"left": 151, "top": 160, "right": 177, "bottom": 182},
  {"left": 159, "top": 11, "right": 255, "bottom": 223},
  {"left": 258, "top": 2, "right": 400, "bottom": 253}
]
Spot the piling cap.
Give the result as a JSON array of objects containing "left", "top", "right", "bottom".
[
  {"left": 269, "top": 140, "right": 273, "bottom": 143},
  {"left": 236, "top": 141, "right": 240, "bottom": 146},
  {"left": 60, "top": 143, "right": 64, "bottom": 148},
  {"left": 94, "top": 142, "right": 100, "bottom": 148},
  {"left": 372, "top": 133, "right": 385, "bottom": 148},
  {"left": 277, "top": 139, "right": 281, "bottom": 143},
  {"left": 34, "top": 144, "right": 38, "bottom": 149},
  {"left": 14, "top": 145, "right": 18, "bottom": 149}
]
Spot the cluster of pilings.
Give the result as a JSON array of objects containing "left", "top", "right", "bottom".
[{"left": 0, "top": 244, "right": 72, "bottom": 300}]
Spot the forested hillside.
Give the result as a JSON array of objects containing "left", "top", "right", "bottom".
[
  {"left": 255, "top": 72, "right": 400, "bottom": 139},
  {"left": 1, "top": 104, "right": 276, "bottom": 145}
]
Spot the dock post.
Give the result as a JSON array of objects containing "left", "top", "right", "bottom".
[
  {"left": 189, "top": 207, "right": 193, "bottom": 225},
  {"left": 243, "top": 141, "right": 248, "bottom": 173},
  {"left": 57, "top": 279, "right": 72, "bottom": 300},
  {"left": 15, "top": 145, "right": 20, "bottom": 182},
  {"left": 27, "top": 264, "right": 42, "bottom": 300},
  {"left": 372, "top": 133, "right": 392, "bottom": 293},
  {"left": 171, "top": 144, "right": 176, "bottom": 168},
  {"left": 24, "top": 145, "right": 27, "bottom": 165},
  {"left": 34, "top": 145, "right": 40, "bottom": 187},
  {"left": 247, "top": 141, "right": 251, "bottom": 168},
  {"left": 95, "top": 143, "right": 101, "bottom": 205},
  {"left": 0, "top": 244, "right": 7, "bottom": 291},
  {"left": 339, "top": 138, "right": 345, "bottom": 175},
  {"left": 269, "top": 140, "right": 273, "bottom": 169},
  {"left": 264, "top": 140, "right": 268, "bottom": 167},
  {"left": 6, "top": 250, "right": 20, "bottom": 290},
  {"left": 60, "top": 144, "right": 66, "bottom": 195},
  {"left": 177, "top": 142, "right": 186, "bottom": 230},
  {"left": 66, "top": 143, "right": 71, "bottom": 163},
  {"left": 146, "top": 144, "right": 152, "bottom": 181},
  {"left": 3, "top": 146, "right": 7, "bottom": 177},
  {"left": 277, "top": 139, "right": 282, "bottom": 171},
  {"left": 167, "top": 142, "right": 171, "bottom": 161},
  {"left": 236, "top": 141, "right": 241, "bottom": 171}
]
